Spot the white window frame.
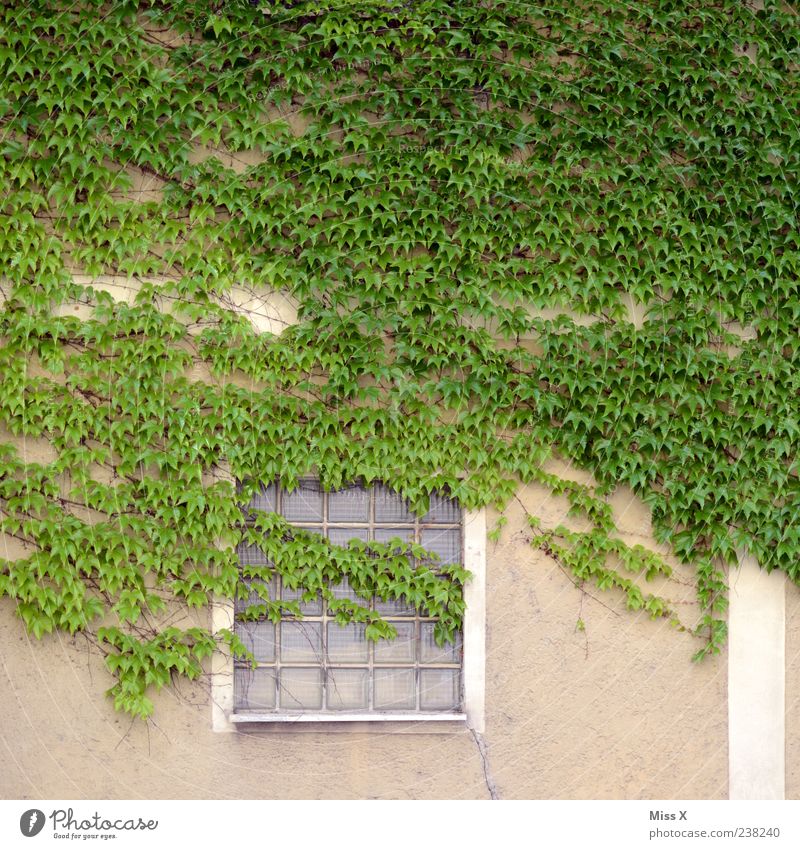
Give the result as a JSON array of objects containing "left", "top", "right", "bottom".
[{"left": 210, "top": 499, "right": 485, "bottom": 732}]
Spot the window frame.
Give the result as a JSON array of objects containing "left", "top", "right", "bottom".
[{"left": 211, "top": 481, "right": 486, "bottom": 731}]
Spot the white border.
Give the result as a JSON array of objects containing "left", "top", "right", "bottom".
[
  {"left": 211, "top": 591, "right": 236, "bottom": 732},
  {"left": 211, "top": 508, "right": 487, "bottom": 731},
  {"left": 728, "top": 551, "right": 785, "bottom": 799},
  {"left": 462, "top": 508, "right": 487, "bottom": 732},
  {"left": 229, "top": 713, "right": 467, "bottom": 723}
]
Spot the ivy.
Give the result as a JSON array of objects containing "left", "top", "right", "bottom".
[{"left": 0, "top": 0, "right": 798, "bottom": 717}]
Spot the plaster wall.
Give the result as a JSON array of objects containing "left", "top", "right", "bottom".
[
  {"left": 0, "top": 239, "right": 729, "bottom": 800},
  {"left": 0, "top": 468, "right": 728, "bottom": 800}
]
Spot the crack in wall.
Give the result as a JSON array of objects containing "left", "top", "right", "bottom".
[{"left": 470, "top": 727, "right": 500, "bottom": 800}]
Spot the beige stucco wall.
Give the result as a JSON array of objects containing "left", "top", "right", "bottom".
[
  {"left": 0, "top": 230, "right": 734, "bottom": 798},
  {"left": 12, "top": 39, "right": 800, "bottom": 798},
  {"left": 482, "top": 479, "right": 728, "bottom": 799},
  {"left": 1, "top": 167, "right": 730, "bottom": 798},
  {"left": 0, "top": 468, "right": 728, "bottom": 800}
]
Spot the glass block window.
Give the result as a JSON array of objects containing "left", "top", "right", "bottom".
[{"left": 233, "top": 479, "right": 464, "bottom": 716}]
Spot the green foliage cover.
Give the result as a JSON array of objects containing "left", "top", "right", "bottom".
[{"left": 0, "top": 0, "right": 797, "bottom": 718}]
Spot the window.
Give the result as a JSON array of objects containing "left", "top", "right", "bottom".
[{"left": 211, "top": 479, "right": 486, "bottom": 727}]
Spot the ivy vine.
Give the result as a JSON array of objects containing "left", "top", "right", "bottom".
[{"left": 0, "top": 0, "right": 797, "bottom": 718}]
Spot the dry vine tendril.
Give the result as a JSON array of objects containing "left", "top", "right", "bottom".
[{"left": 0, "top": 0, "right": 797, "bottom": 719}]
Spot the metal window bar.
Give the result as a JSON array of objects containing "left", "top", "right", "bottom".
[{"left": 234, "top": 479, "right": 464, "bottom": 715}]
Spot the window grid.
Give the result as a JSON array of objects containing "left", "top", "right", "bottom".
[{"left": 234, "top": 480, "right": 463, "bottom": 715}]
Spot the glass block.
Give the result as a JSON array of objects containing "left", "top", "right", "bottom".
[
  {"left": 372, "top": 527, "right": 412, "bottom": 546},
  {"left": 280, "top": 584, "right": 323, "bottom": 615},
  {"left": 234, "top": 619, "right": 276, "bottom": 662},
  {"left": 237, "top": 541, "right": 271, "bottom": 566},
  {"left": 326, "top": 668, "right": 369, "bottom": 710},
  {"left": 374, "top": 668, "right": 416, "bottom": 710},
  {"left": 420, "top": 668, "right": 460, "bottom": 711},
  {"left": 281, "top": 480, "right": 323, "bottom": 521},
  {"left": 420, "top": 623, "right": 462, "bottom": 664},
  {"left": 280, "top": 621, "right": 322, "bottom": 662},
  {"left": 420, "top": 528, "right": 461, "bottom": 566},
  {"left": 374, "top": 594, "right": 416, "bottom": 617},
  {"left": 326, "top": 623, "right": 369, "bottom": 663},
  {"left": 234, "top": 666, "right": 276, "bottom": 711},
  {"left": 234, "top": 577, "right": 277, "bottom": 613},
  {"left": 328, "top": 484, "right": 370, "bottom": 522},
  {"left": 374, "top": 483, "right": 414, "bottom": 522},
  {"left": 279, "top": 667, "right": 323, "bottom": 710},
  {"left": 327, "top": 527, "right": 369, "bottom": 547},
  {"left": 248, "top": 482, "right": 277, "bottom": 513},
  {"left": 327, "top": 577, "right": 371, "bottom": 614},
  {"left": 375, "top": 621, "right": 416, "bottom": 663},
  {"left": 372, "top": 527, "right": 415, "bottom": 615},
  {"left": 422, "top": 491, "right": 461, "bottom": 523},
  {"left": 328, "top": 576, "right": 359, "bottom": 602}
]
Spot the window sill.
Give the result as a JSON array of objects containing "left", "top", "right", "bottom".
[
  {"left": 230, "top": 712, "right": 467, "bottom": 723},
  {"left": 228, "top": 712, "right": 468, "bottom": 734}
]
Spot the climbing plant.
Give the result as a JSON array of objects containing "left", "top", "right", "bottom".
[{"left": 0, "top": 0, "right": 797, "bottom": 719}]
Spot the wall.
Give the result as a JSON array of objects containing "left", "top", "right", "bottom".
[
  {"left": 4, "top": 8, "right": 796, "bottom": 802},
  {"left": 0, "top": 467, "right": 729, "bottom": 800},
  {"left": 0, "top": 209, "right": 752, "bottom": 799}
]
